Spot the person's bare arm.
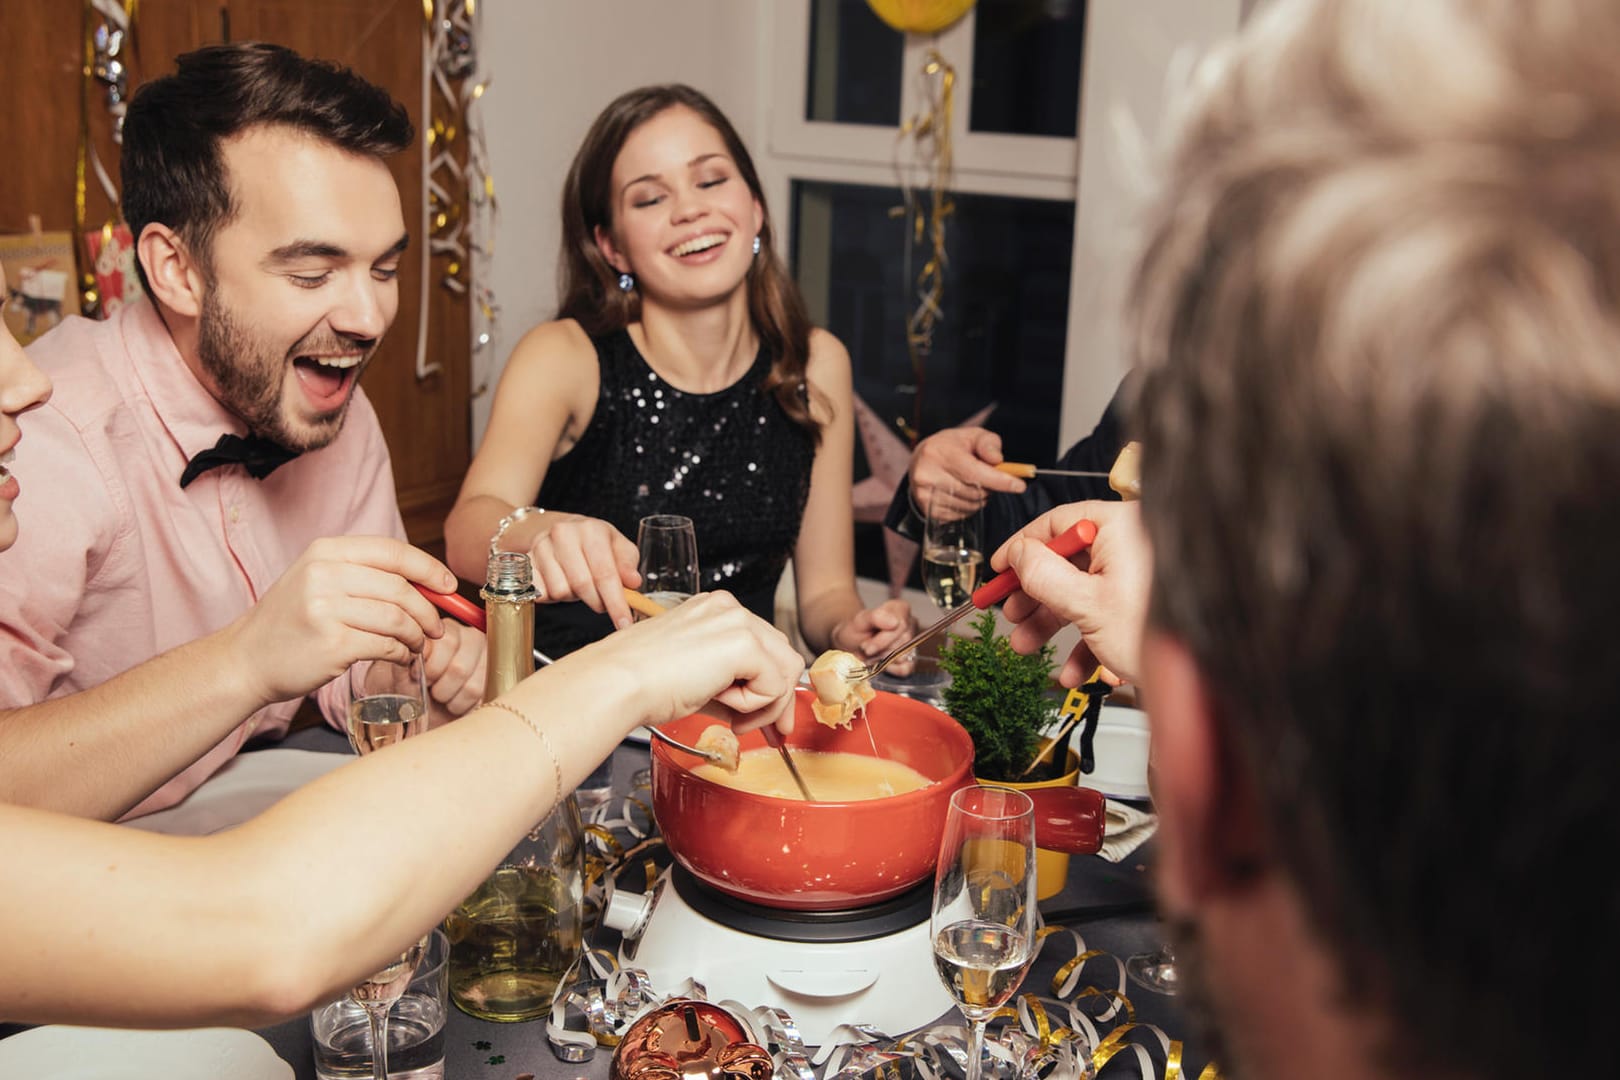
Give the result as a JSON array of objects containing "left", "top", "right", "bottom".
[
  {"left": 0, "top": 592, "right": 803, "bottom": 1029},
  {"left": 443, "top": 320, "right": 599, "bottom": 581}
]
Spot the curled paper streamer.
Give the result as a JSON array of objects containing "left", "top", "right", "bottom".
[{"left": 892, "top": 50, "right": 957, "bottom": 443}]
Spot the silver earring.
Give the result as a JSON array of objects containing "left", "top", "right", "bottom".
[
  {"left": 618, "top": 272, "right": 634, "bottom": 292},
  {"left": 752, "top": 235, "right": 762, "bottom": 256}
]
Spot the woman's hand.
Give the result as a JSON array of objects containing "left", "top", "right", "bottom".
[
  {"left": 831, "top": 598, "right": 919, "bottom": 677},
  {"left": 992, "top": 501, "right": 1151, "bottom": 686},
  {"left": 225, "top": 537, "right": 452, "bottom": 706},
  {"left": 569, "top": 592, "right": 805, "bottom": 737},
  {"left": 526, "top": 512, "right": 642, "bottom": 628}
]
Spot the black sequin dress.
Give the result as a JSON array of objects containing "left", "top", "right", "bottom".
[{"left": 533, "top": 328, "right": 816, "bottom": 657}]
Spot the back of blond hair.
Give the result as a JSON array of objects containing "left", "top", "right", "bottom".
[{"left": 1129, "top": 1, "right": 1620, "bottom": 1075}]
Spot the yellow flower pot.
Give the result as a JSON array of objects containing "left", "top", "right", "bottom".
[{"left": 984, "top": 748, "right": 1081, "bottom": 901}]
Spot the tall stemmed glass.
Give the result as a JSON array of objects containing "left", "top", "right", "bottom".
[
  {"left": 931, "top": 785, "right": 1038, "bottom": 1080},
  {"left": 636, "top": 513, "right": 700, "bottom": 611},
  {"left": 922, "top": 482, "right": 984, "bottom": 610},
  {"left": 344, "top": 654, "right": 430, "bottom": 1080}
]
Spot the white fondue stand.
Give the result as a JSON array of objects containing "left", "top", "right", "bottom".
[{"left": 604, "top": 866, "right": 958, "bottom": 1046}]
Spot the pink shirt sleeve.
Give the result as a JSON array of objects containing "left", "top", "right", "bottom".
[{"left": 0, "top": 399, "right": 136, "bottom": 708}]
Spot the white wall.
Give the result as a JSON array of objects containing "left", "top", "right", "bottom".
[{"left": 475, "top": 1, "right": 766, "bottom": 443}]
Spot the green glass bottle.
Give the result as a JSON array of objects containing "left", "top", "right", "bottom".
[{"left": 445, "top": 552, "right": 584, "bottom": 1021}]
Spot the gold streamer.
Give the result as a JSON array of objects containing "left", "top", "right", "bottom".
[{"left": 893, "top": 50, "right": 957, "bottom": 443}]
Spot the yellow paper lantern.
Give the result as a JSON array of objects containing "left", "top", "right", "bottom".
[{"left": 866, "top": 0, "right": 975, "bottom": 35}]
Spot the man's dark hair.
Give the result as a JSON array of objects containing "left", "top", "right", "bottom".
[
  {"left": 1128, "top": 0, "right": 1620, "bottom": 1076},
  {"left": 121, "top": 42, "right": 413, "bottom": 292}
]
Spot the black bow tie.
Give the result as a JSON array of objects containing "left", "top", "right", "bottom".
[{"left": 178, "top": 433, "right": 300, "bottom": 489}]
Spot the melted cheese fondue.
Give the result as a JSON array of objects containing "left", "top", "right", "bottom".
[{"left": 691, "top": 748, "right": 933, "bottom": 801}]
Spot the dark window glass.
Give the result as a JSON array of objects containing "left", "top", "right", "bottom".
[
  {"left": 791, "top": 179, "right": 1074, "bottom": 582},
  {"left": 807, "top": 0, "right": 904, "bottom": 126},
  {"left": 969, "top": 0, "right": 1087, "bottom": 138}
]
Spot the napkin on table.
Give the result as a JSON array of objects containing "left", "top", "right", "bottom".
[{"left": 1098, "top": 798, "right": 1157, "bottom": 863}]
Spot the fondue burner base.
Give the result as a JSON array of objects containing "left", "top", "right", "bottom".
[{"left": 605, "top": 867, "right": 957, "bottom": 1046}]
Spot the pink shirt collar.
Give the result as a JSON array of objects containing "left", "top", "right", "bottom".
[{"left": 119, "top": 298, "right": 255, "bottom": 467}]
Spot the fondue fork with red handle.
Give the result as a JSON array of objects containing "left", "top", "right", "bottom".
[
  {"left": 410, "top": 582, "right": 557, "bottom": 667},
  {"left": 856, "top": 518, "right": 1099, "bottom": 683}
]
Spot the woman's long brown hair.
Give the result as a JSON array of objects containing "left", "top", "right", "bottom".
[{"left": 557, "top": 84, "right": 820, "bottom": 441}]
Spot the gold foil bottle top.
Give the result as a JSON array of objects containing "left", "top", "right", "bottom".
[{"left": 483, "top": 551, "right": 538, "bottom": 602}]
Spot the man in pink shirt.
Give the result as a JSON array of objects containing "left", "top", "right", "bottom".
[{"left": 0, "top": 43, "right": 485, "bottom": 820}]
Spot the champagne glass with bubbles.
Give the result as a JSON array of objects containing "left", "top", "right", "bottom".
[
  {"left": 931, "top": 785, "right": 1038, "bottom": 1080},
  {"left": 636, "top": 514, "right": 700, "bottom": 611},
  {"left": 922, "top": 483, "right": 984, "bottom": 610},
  {"left": 343, "top": 654, "right": 430, "bottom": 1080}
]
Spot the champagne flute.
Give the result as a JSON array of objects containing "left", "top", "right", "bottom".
[
  {"left": 345, "top": 653, "right": 428, "bottom": 754},
  {"left": 931, "top": 785, "right": 1038, "bottom": 1080},
  {"left": 922, "top": 482, "right": 984, "bottom": 610},
  {"left": 636, "top": 513, "right": 700, "bottom": 611},
  {"left": 343, "top": 654, "right": 429, "bottom": 1080}
]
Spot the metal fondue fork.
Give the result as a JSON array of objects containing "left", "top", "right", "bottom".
[
  {"left": 849, "top": 519, "right": 1099, "bottom": 684},
  {"left": 624, "top": 590, "right": 816, "bottom": 800}
]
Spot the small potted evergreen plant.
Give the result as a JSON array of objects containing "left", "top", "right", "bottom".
[{"left": 938, "top": 609, "right": 1064, "bottom": 783}]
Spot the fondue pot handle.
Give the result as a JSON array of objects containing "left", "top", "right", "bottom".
[{"left": 1025, "top": 785, "right": 1108, "bottom": 855}]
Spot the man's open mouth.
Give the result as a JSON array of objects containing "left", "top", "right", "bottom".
[{"left": 293, "top": 354, "right": 363, "bottom": 410}]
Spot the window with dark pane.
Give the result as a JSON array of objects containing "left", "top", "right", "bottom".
[
  {"left": 970, "top": 0, "right": 1087, "bottom": 138},
  {"left": 807, "top": 0, "right": 904, "bottom": 126},
  {"left": 791, "top": 179, "right": 1074, "bottom": 582}
]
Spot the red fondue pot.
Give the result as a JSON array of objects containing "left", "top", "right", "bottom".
[{"left": 651, "top": 689, "right": 1106, "bottom": 911}]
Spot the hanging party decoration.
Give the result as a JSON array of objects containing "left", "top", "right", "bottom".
[
  {"left": 866, "top": 0, "right": 975, "bottom": 35},
  {"left": 417, "top": 0, "right": 500, "bottom": 389},
  {"left": 892, "top": 49, "right": 958, "bottom": 444},
  {"left": 76, "top": 0, "right": 139, "bottom": 316}
]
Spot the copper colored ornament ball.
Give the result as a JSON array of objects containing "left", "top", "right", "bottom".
[{"left": 610, "top": 1001, "right": 773, "bottom": 1080}]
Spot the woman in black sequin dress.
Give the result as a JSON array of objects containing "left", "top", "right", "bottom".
[{"left": 445, "top": 85, "right": 918, "bottom": 662}]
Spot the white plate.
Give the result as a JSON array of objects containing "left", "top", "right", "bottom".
[
  {"left": 0, "top": 1026, "right": 292, "bottom": 1079},
  {"left": 625, "top": 726, "right": 652, "bottom": 746},
  {"left": 1071, "top": 704, "right": 1151, "bottom": 801}
]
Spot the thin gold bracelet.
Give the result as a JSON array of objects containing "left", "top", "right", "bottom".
[
  {"left": 489, "top": 505, "right": 544, "bottom": 557},
  {"left": 481, "top": 700, "right": 562, "bottom": 814}
]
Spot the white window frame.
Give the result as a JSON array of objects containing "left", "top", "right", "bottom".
[{"left": 761, "top": 0, "right": 1243, "bottom": 451}]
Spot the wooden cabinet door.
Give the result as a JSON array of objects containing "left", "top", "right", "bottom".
[{"left": 0, "top": 0, "right": 470, "bottom": 553}]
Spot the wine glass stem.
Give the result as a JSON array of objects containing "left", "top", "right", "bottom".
[
  {"left": 964, "top": 1014, "right": 988, "bottom": 1080},
  {"left": 365, "top": 1004, "right": 390, "bottom": 1080}
]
